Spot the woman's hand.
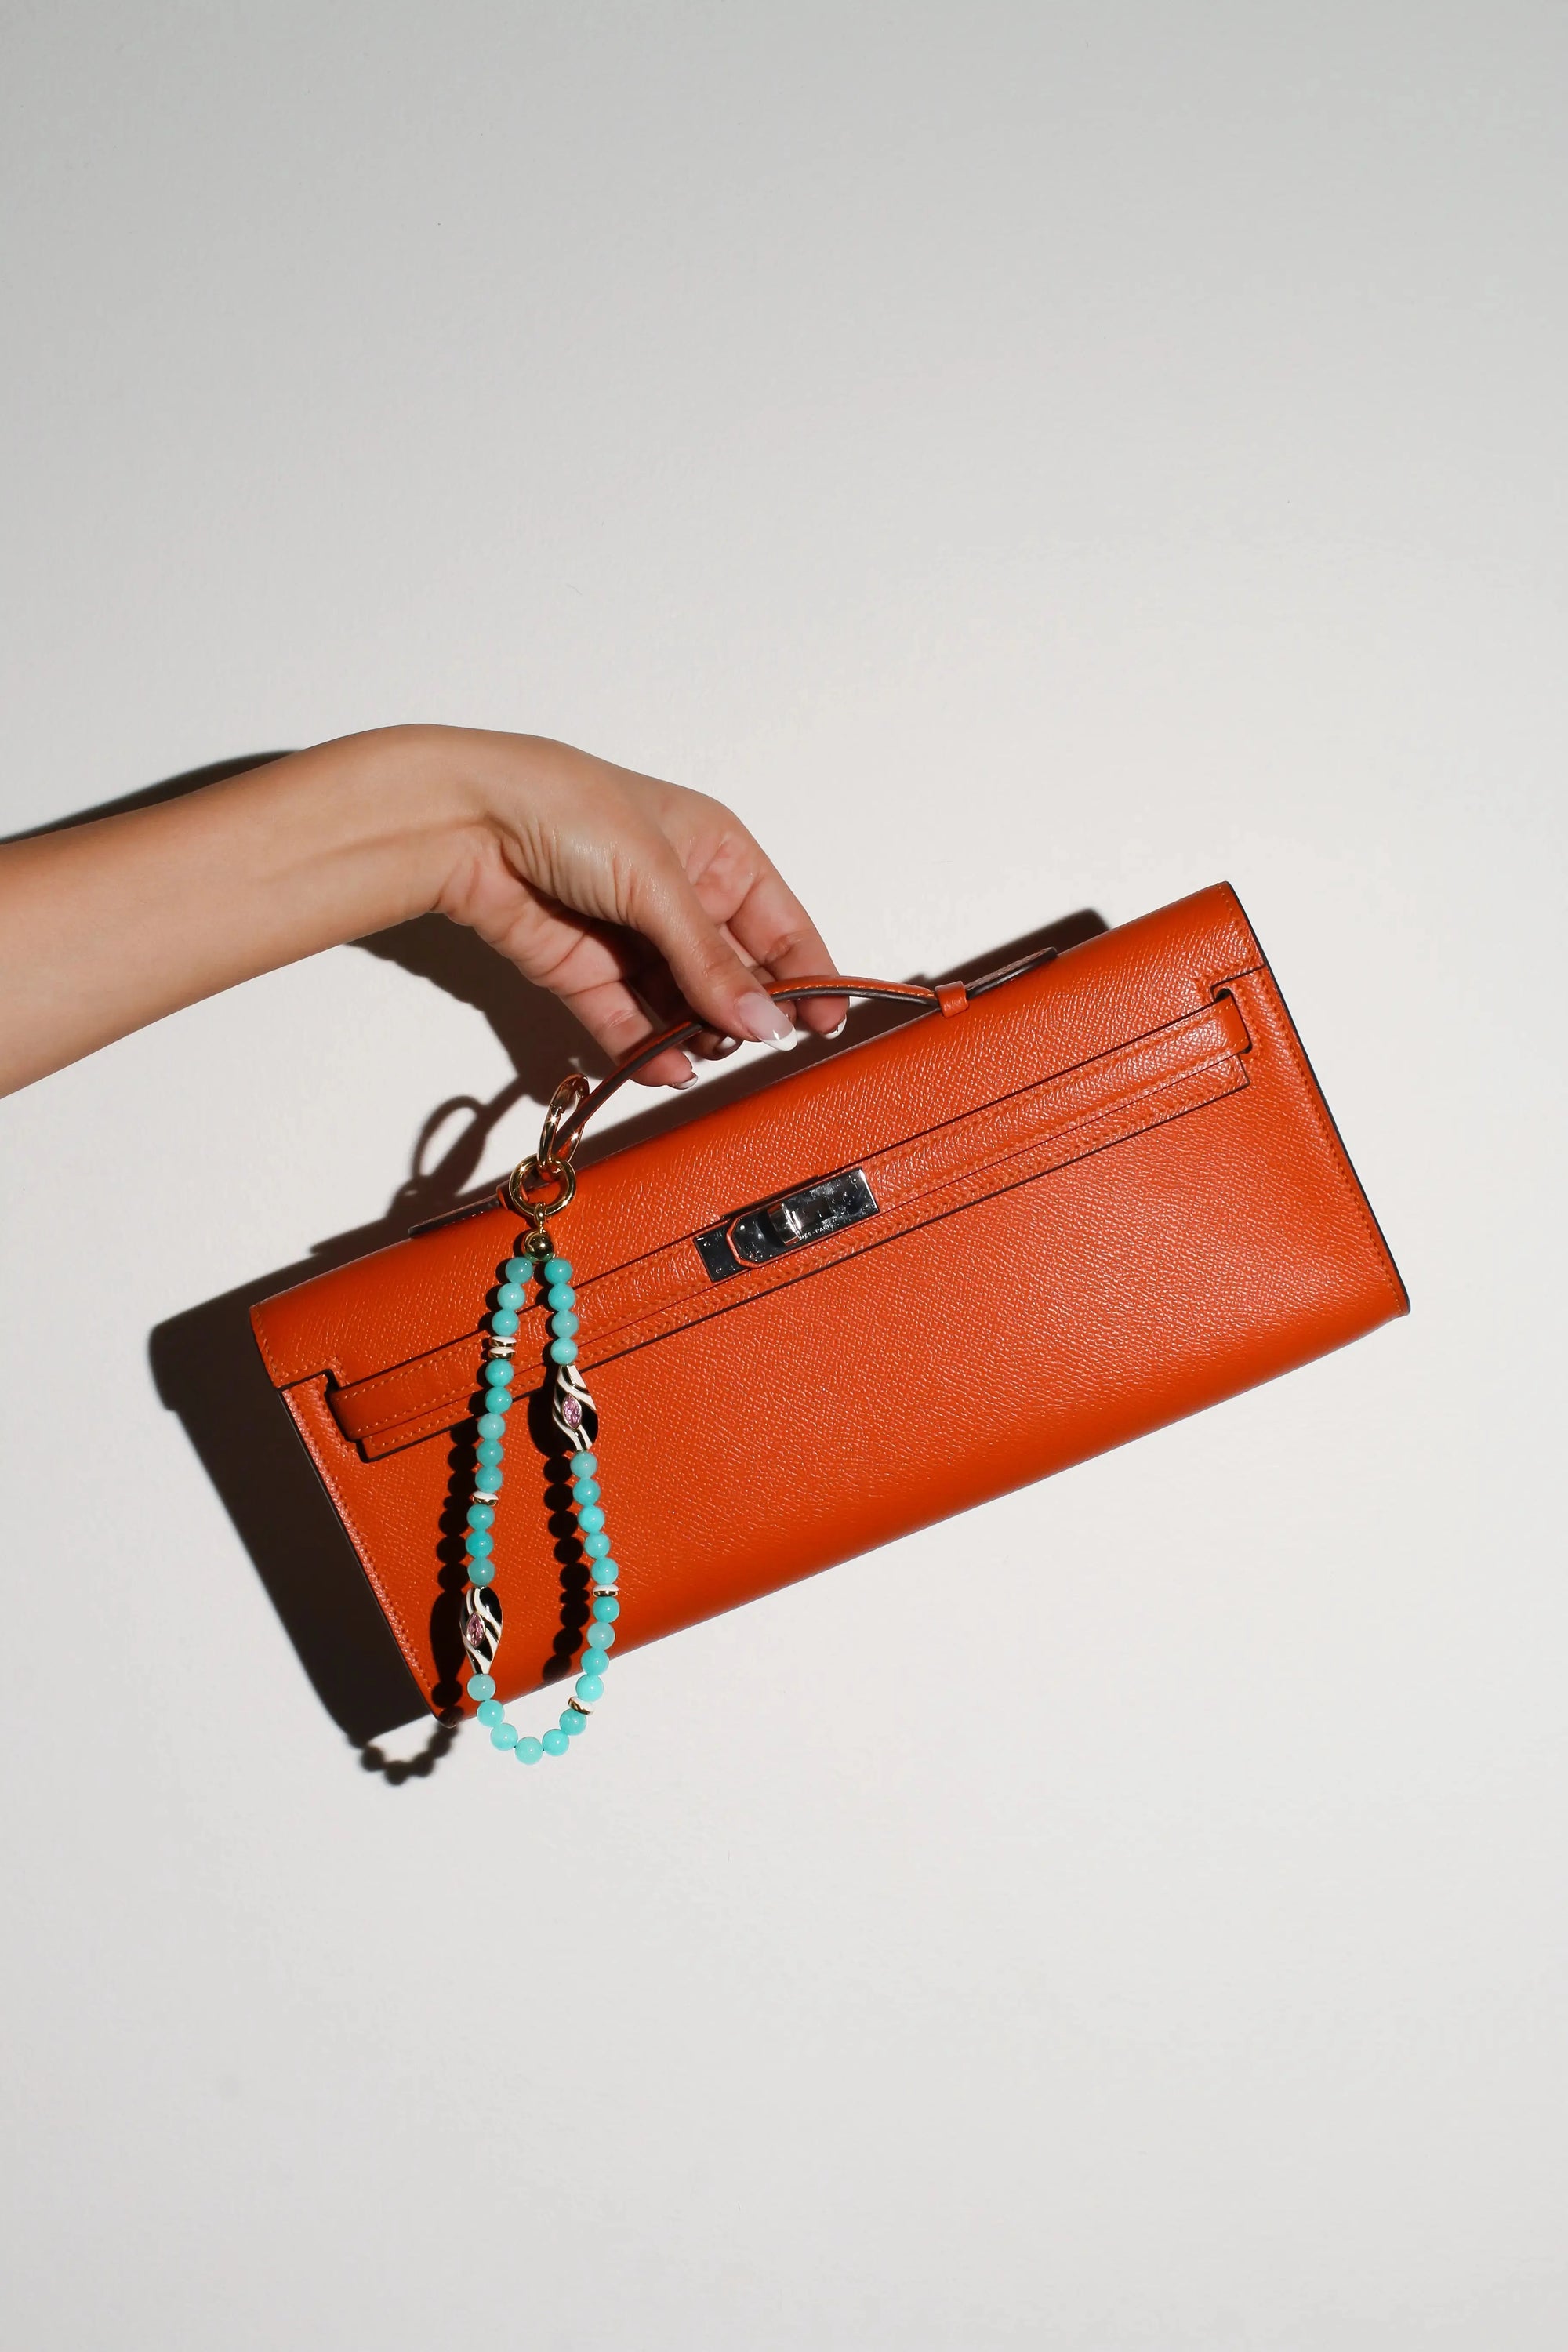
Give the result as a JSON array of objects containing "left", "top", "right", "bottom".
[
  {"left": 0, "top": 724, "right": 846, "bottom": 1097},
  {"left": 422, "top": 728, "right": 846, "bottom": 1089}
]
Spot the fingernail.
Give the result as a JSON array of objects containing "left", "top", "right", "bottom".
[
  {"left": 826, "top": 1016, "right": 847, "bottom": 1038},
  {"left": 673, "top": 1067, "right": 699, "bottom": 1089},
  {"left": 736, "top": 989, "right": 798, "bottom": 1049},
  {"left": 706, "top": 1036, "right": 742, "bottom": 1059}
]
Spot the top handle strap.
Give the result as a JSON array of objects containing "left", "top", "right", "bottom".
[{"left": 506, "top": 975, "right": 971, "bottom": 1220}]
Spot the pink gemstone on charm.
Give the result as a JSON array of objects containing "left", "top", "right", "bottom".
[
  {"left": 560, "top": 1398, "right": 583, "bottom": 1428},
  {"left": 465, "top": 1612, "right": 487, "bottom": 1650}
]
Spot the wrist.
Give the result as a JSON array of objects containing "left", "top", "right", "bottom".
[{"left": 308, "top": 724, "right": 493, "bottom": 921}]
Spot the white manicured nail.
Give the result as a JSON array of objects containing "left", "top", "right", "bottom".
[{"left": 736, "top": 990, "right": 797, "bottom": 1049}]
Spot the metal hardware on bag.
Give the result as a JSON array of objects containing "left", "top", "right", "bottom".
[
  {"left": 538, "top": 1073, "right": 590, "bottom": 1170},
  {"left": 504, "top": 1152, "right": 577, "bottom": 1236},
  {"left": 505, "top": 1076, "right": 590, "bottom": 1236},
  {"left": 695, "top": 1167, "right": 879, "bottom": 1281}
]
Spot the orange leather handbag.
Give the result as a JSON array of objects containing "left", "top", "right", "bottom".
[{"left": 250, "top": 884, "right": 1407, "bottom": 1730}]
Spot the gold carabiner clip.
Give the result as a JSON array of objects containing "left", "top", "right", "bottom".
[{"left": 539, "top": 1073, "right": 590, "bottom": 1171}]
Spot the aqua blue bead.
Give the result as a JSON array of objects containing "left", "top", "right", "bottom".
[
  {"left": 583, "top": 1532, "right": 611, "bottom": 1560},
  {"left": 572, "top": 1478, "right": 600, "bottom": 1505},
  {"left": 576, "top": 1502, "right": 605, "bottom": 1534},
  {"left": 515, "top": 1736, "right": 543, "bottom": 1764},
  {"left": 484, "top": 1359, "right": 514, "bottom": 1388},
  {"left": 487, "top": 1388, "right": 513, "bottom": 1414},
  {"left": 491, "top": 1308, "right": 520, "bottom": 1337},
  {"left": 570, "top": 1452, "right": 598, "bottom": 1479},
  {"left": 561, "top": 1709, "right": 587, "bottom": 1736},
  {"left": 592, "top": 1594, "right": 620, "bottom": 1622},
  {"left": 477, "top": 1697, "right": 503, "bottom": 1726},
  {"left": 543, "top": 1257, "right": 573, "bottom": 1284},
  {"left": 593, "top": 1559, "right": 619, "bottom": 1584},
  {"left": 467, "top": 1558, "right": 495, "bottom": 1586},
  {"left": 466, "top": 1527, "right": 494, "bottom": 1556},
  {"left": 476, "top": 1439, "right": 504, "bottom": 1467},
  {"left": 504, "top": 1256, "right": 531, "bottom": 1283},
  {"left": 491, "top": 1721, "right": 519, "bottom": 1749},
  {"left": 496, "top": 1280, "right": 526, "bottom": 1311},
  {"left": 542, "top": 1727, "right": 570, "bottom": 1756},
  {"left": 546, "top": 1283, "right": 575, "bottom": 1312},
  {"left": 467, "top": 1672, "right": 495, "bottom": 1700},
  {"left": 575, "top": 1672, "right": 604, "bottom": 1704},
  {"left": 586, "top": 1622, "right": 613, "bottom": 1650},
  {"left": 550, "top": 1309, "right": 579, "bottom": 1338},
  {"left": 548, "top": 1337, "right": 578, "bottom": 1364},
  {"left": 477, "top": 1412, "right": 506, "bottom": 1441},
  {"left": 466, "top": 1502, "right": 494, "bottom": 1530},
  {"left": 474, "top": 1467, "right": 503, "bottom": 1492}
]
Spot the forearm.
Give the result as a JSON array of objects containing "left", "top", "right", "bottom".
[{"left": 0, "top": 728, "right": 463, "bottom": 1095}]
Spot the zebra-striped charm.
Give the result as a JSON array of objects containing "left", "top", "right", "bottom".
[
  {"left": 461, "top": 1580, "right": 503, "bottom": 1675},
  {"left": 551, "top": 1357, "right": 599, "bottom": 1453}
]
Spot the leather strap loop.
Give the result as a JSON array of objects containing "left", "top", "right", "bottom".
[{"left": 550, "top": 975, "right": 965, "bottom": 1160}]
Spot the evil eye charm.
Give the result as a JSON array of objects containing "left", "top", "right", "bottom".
[
  {"left": 461, "top": 1580, "right": 503, "bottom": 1675},
  {"left": 551, "top": 1358, "right": 599, "bottom": 1451}
]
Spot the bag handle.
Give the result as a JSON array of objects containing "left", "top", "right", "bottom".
[
  {"left": 504, "top": 975, "right": 967, "bottom": 1220},
  {"left": 505, "top": 943, "right": 1060, "bottom": 1221}
]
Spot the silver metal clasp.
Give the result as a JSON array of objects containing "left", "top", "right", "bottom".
[{"left": 695, "top": 1167, "right": 879, "bottom": 1280}]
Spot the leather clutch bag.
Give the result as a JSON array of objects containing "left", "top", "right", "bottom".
[{"left": 249, "top": 883, "right": 1407, "bottom": 1719}]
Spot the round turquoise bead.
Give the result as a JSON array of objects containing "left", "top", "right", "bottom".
[
  {"left": 467, "top": 1558, "right": 495, "bottom": 1587},
  {"left": 541, "top": 1728, "right": 571, "bottom": 1756},
  {"left": 576, "top": 1502, "right": 605, "bottom": 1535},
  {"left": 550, "top": 1309, "right": 579, "bottom": 1338},
  {"left": 476, "top": 1438, "right": 504, "bottom": 1467},
  {"left": 572, "top": 1477, "right": 601, "bottom": 1505},
  {"left": 592, "top": 1594, "right": 620, "bottom": 1622},
  {"left": 491, "top": 1721, "right": 519, "bottom": 1749},
  {"left": 495, "top": 1280, "right": 525, "bottom": 1311},
  {"left": 515, "top": 1736, "right": 543, "bottom": 1764},
  {"left": 487, "top": 1387, "right": 513, "bottom": 1413},
  {"left": 543, "top": 1257, "right": 573, "bottom": 1285},
  {"left": 466, "top": 1527, "right": 494, "bottom": 1556},
  {"left": 593, "top": 1559, "right": 619, "bottom": 1585},
  {"left": 474, "top": 1468, "right": 503, "bottom": 1493},
  {"left": 546, "top": 1283, "right": 575, "bottom": 1312},
  {"left": 586, "top": 1621, "right": 613, "bottom": 1650},
  {"left": 570, "top": 1452, "right": 598, "bottom": 1479},
  {"left": 491, "top": 1308, "right": 520, "bottom": 1337},
  {"left": 484, "top": 1359, "right": 514, "bottom": 1388},
  {"left": 583, "top": 1532, "right": 611, "bottom": 1560},
  {"left": 467, "top": 1672, "right": 495, "bottom": 1700},
  {"left": 477, "top": 1697, "right": 503, "bottom": 1726},
  {"left": 575, "top": 1672, "right": 604, "bottom": 1704},
  {"left": 561, "top": 1709, "right": 587, "bottom": 1737},
  {"left": 466, "top": 1502, "right": 494, "bottom": 1530},
  {"left": 477, "top": 1412, "right": 506, "bottom": 1442},
  {"left": 548, "top": 1338, "right": 578, "bottom": 1365}
]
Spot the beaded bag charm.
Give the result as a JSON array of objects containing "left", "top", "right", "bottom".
[{"left": 459, "top": 1080, "right": 619, "bottom": 1766}]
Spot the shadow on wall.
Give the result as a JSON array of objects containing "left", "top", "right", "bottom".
[{"left": 36, "top": 754, "right": 1106, "bottom": 1774}]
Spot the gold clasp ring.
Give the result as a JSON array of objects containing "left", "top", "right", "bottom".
[
  {"left": 504, "top": 1075, "right": 590, "bottom": 1242},
  {"left": 505, "top": 1151, "right": 578, "bottom": 1232}
]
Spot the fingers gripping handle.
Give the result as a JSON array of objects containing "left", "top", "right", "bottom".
[{"left": 533, "top": 974, "right": 972, "bottom": 1178}]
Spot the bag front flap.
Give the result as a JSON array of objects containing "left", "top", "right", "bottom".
[{"left": 250, "top": 884, "right": 1261, "bottom": 1443}]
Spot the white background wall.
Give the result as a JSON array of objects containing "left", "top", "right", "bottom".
[{"left": 2, "top": 6, "right": 1564, "bottom": 2347}]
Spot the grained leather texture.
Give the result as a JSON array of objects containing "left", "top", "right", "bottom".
[{"left": 249, "top": 884, "right": 1408, "bottom": 1718}]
